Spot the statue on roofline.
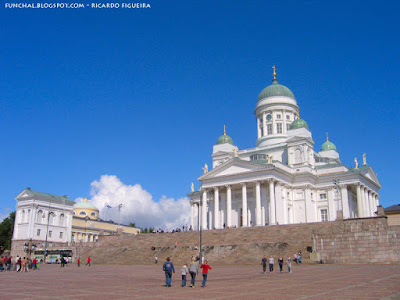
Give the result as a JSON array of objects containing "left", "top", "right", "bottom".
[
  {"left": 354, "top": 157, "right": 358, "bottom": 169},
  {"left": 202, "top": 163, "right": 208, "bottom": 174}
]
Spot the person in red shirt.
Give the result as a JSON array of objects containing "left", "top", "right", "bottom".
[
  {"left": 86, "top": 256, "right": 91, "bottom": 267},
  {"left": 77, "top": 258, "right": 80, "bottom": 267},
  {"left": 200, "top": 260, "right": 212, "bottom": 287},
  {"left": 32, "top": 258, "right": 37, "bottom": 270}
]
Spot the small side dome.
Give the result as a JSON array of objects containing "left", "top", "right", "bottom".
[
  {"left": 321, "top": 133, "right": 337, "bottom": 151},
  {"left": 290, "top": 118, "right": 309, "bottom": 130},
  {"left": 217, "top": 125, "right": 234, "bottom": 145}
]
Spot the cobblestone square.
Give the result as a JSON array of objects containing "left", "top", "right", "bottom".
[{"left": 0, "top": 264, "right": 399, "bottom": 299}]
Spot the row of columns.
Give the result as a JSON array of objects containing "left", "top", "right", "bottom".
[
  {"left": 190, "top": 181, "right": 379, "bottom": 229},
  {"left": 356, "top": 184, "right": 379, "bottom": 218},
  {"left": 72, "top": 232, "right": 98, "bottom": 243}
]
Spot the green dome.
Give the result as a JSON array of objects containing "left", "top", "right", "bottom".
[
  {"left": 258, "top": 78, "right": 295, "bottom": 101},
  {"left": 217, "top": 134, "right": 234, "bottom": 145},
  {"left": 289, "top": 118, "right": 309, "bottom": 130},
  {"left": 321, "top": 141, "right": 337, "bottom": 151},
  {"left": 73, "top": 198, "right": 98, "bottom": 209}
]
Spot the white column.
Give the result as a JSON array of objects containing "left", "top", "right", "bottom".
[
  {"left": 190, "top": 203, "right": 195, "bottom": 229},
  {"left": 269, "top": 180, "right": 276, "bottom": 225},
  {"left": 363, "top": 188, "right": 370, "bottom": 217},
  {"left": 375, "top": 194, "right": 379, "bottom": 207},
  {"left": 275, "top": 183, "right": 284, "bottom": 224},
  {"left": 202, "top": 190, "right": 208, "bottom": 230},
  {"left": 261, "top": 184, "right": 268, "bottom": 225},
  {"left": 262, "top": 113, "right": 267, "bottom": 137},
  {"left": 241, "top": 183, "right": 248, "bottom": 227},
  {"left": 257, "top": 118, "right": 261, "bottom": 138},
  {"left": 283, "top": 186, "right": 288, "bottom": 224},
  {"left": 369, "top": 192, "right": 375, "bottom": 216},
  {"left": 305, "top": 187, "right": 316, "bottom": 222},
  {"left": 340, "top": 185, "right": 350, "bottom": 219},
  {"left": 255, "top": 182, "right": 261, "bottom": 226},
  {"left": 356, "top": 184, "right": 363, "bottom": 218},
  {"left": 226, "top": 185, "right": 232, "bottom": 228},
  {"left": 214, "top": 187, "right": 220, "bottom": 229},
  {"left": 327, "top": 189, "right": 336, "bottom": 221}
]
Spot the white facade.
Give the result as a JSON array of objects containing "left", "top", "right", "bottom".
[
  {"left": 12, "top": 188, "right": 74, "bottom": 244},
  {"left": 189, "top": 73, "right": 381, "bottom": 229}
]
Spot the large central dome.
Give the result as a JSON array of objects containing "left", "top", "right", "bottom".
[{"left": 258, "top": 78, "right": 295, "bottom": 101}]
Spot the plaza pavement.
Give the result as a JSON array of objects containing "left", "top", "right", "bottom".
[{"left": 1, "top": 263, "right": 400, "bottom": 299}]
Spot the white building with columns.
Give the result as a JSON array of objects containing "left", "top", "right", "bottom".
[{"left": 188, "top": 69, "right": 381, "bottom": 230}]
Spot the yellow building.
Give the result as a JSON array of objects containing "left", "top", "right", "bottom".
[
  {"left": 72, "top": 198, "right": 140, "bottom": 242},
  {"left": 385, "top": 204, "right": 400, "bottom": 226}
]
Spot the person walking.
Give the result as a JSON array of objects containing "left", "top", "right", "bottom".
[
  {"left": 200, "top": 260, "right": 212, "bottom": 287},
  {"left": 269, "top": 256, "right": 274, "bottom": 273},
  {"left": 77, "top": 258, "right": 80, "bottom": 267},
  {"left": 297, "top": 251, "right": 302, "bottom": 264},
  {"left": 189, "top": 257, "right": 198, "bottom": 288},
  {"left": 86, "top": 256, "right": 91, "bottom": 267},
  {"left": 154, "top": 256, "right": 158, "bottom": 264},
  {"left": 163, "top": 257, "right": 175, "bottom": 287},
  {"left": 278, "top": 257, "right": 284, "bottom": 273},
  {"left": 287, "top": 256, "right": 292, "bottom": 273},
  {"left": 181, "top": 263, "right": 188, "bottom": 287},
  {"left": 261, "top": 256, "right": 267, "bottom": 274}
]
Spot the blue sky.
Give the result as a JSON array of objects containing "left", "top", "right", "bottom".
[{"left": 1, "top": 0, "right": 399, "bottom": 225}]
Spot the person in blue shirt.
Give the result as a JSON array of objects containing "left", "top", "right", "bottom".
[{"left": 163, "top": 257, "right": 175, "bottom": 287}]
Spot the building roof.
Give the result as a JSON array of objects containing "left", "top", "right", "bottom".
[
  {"left": 73, "top": 198, "right": 98, "bottom": 210},
  {"left": 290, "top": 118, "right": 309, "bottom": 130},
  {"left": 18, "top": 188, "right": 75, "bottom": 205},
  {"left": 385, "top": 204, "right": 400, "bottom": 212},
  {"left": 258, "top": 78, "right": 295, "bottom": 101}
]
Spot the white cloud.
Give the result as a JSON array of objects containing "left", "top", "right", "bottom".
[{"left": 81, "top": 175, "right": 191, "bottom": 230}]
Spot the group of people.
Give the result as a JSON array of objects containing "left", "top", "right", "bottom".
[
  {"left": 261, "top": 251, "right": 303, "bottom": 274},
  {"left": 162, "top": 257, "right": 212, "bottom": 288},
  {"left": 0, "top": 255, "right": 39, "bottom": 272},
  {"left": 154, "top": 225, "right": 194, "bottom": 234}
]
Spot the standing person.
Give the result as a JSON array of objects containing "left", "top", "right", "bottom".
[
  {"left": 294, "top": 253, "right": 298, "bottom": 264},
  {"left": 32, "top": 258, "right": 37, "bottom": 270},
  {"left": 297, "top": 251, "right": 302, "bottom": 264},
  {"left": 154, "top": 256, "right": 158, "bottom": 264},
  {"left": 16, "top": 256, "right": 21, "bottom": 272},
  {"left": 175, "top": 241, "right": 178, "bottom": 249},
  {"left": 278, "top": 257, "right": 284, "bottom": 273},
  {"left": 261, "top": 256, "right": 268, "bottom": 274},
  {"left": 181, "top": 263, "right": 188, "bottom": 287},
  {"left": 287, "top": 256, "right": 292, "bottom": 273},
  {"left": 86, "top": 256, "right": 91, "bottom": 267},
  {"left": 189, "top": 257, "right": 198, "bottom": 288},
  {"left": 15, "top": 256, "right": 20, "bottom": 271},
  {"left": 269, "top": 256, "right": 274, "bottom": 273},
  {"left": 7, "top": 256, "right": 12, "bottom": 271},
  {"left": 77, "top": 257, "right": 80, "bottom": 267},
  {"left": 200, "top": 260, "right": 212, "bottom": 287},
  {"left": 162, "top": 257, "right": 175, "bottom": 287}
]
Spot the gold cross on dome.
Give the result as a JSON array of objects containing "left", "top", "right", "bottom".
[{"left": 272, "top": 66, "right": 277, "bottom": 79}]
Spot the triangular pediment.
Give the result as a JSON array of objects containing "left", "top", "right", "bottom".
[
  {"left": 198, "top": 158, "right": 269, "bottom": 180},
  {"left": 362, "top": 166, "right": 381, "bottom": 187},
  {"left": 16, "top": 189, "right": 34, "bottom": 200}
]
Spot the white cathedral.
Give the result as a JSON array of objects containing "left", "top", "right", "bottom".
[{"left": 188, "top": 68, "right": 381, "bottom": 230}]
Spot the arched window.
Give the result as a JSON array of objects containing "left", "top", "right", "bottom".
[
  {"left": 79, "top": 211, "right": 87, "bottom": 216},
  {"left": 90, "top": 212, "right": 96, "bottom": 217},
  {"left": 59, "top": 214, "right": 65, "bottom": 226},
  {"left": 48, "top": 212, "right": 55, "bottom": 225},
  {"left": 37, "top": 210, "right": 43, "bottom": 223}
]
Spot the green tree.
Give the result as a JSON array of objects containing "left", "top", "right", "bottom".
[
  {"left": 129, "top": 222, "right": 136, "bottom": 227},
  {"left": 0, "top": 211, "right": 15, "bottom": 252}
]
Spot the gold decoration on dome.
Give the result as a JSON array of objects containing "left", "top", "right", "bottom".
[
  {"left": 272, "top": 65, "right": 277, "bottom": 79},
  {"left": 83, "top": 197, "right": 88, "bottom": 202},
  {"left": 326, "top": 132, "right": 329, "bottom": 142},
  {"left": 224, "top": 125, "right": 226, "bottom": 135}
]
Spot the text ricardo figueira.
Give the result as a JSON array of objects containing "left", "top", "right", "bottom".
[{"left": 4, "top": 2, "right": 152, "bottom": 9}]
